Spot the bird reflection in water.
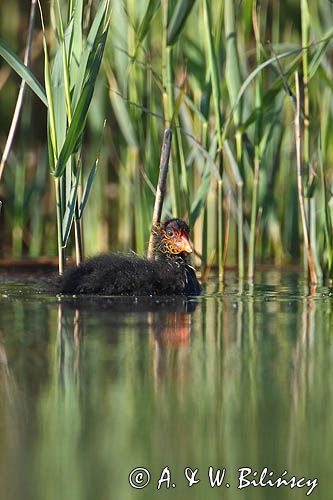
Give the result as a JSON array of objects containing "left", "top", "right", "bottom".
[
  {"left": 153, "top": 312, "right": 192, "bottom": 347},
  {"left": 54, "top": 297, "right": 197, "bottom": 386},
  {"left": 144, "top": 301, "right": 197, "bottom": 390}
]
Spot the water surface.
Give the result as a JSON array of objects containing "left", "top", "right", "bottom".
[{"left": 0, "top": 271, "right": 332, "bottom": 500}]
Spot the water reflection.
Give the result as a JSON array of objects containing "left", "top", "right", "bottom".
[{"left": 0, "top": 273, "right": 332, "bottom": 499}]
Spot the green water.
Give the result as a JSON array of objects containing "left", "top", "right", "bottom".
[{"left": 0, "top": 271, "right": 332, "bottom": 500}]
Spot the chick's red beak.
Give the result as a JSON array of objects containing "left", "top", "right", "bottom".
[{"left": 176, "top": 233, "right": 193, "bottom": 254}]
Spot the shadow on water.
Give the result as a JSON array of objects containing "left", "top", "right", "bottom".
[{"left": 0, "top": 271, "right": 332, "bottom": 499}]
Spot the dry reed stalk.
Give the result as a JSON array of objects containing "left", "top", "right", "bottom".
[
  {"left": 147, "top": 128, "right": 172, "bottom": 259},
  {"left": 222, "top": 190, "right": 231, "bottom": 268},
  {"left": 0, "top": 0, "right": 37, "bottom": 181},
  {"left": 294, "top": 72, "right": 317, "bottom": 284}
]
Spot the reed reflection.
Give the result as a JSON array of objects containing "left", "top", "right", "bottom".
[
  {"left": 55, "top": 304, "right": 83, "bottom": 386},
  {"left": 0, "top": 331, "right": 26, "bottom": 500},
  {"left": 1, "top": 273, "right": 333, "bottom": 500},
  {"left": 54, "top": 297, "right": 197, "bottom": 388},
  {"left": 36, "top": 303, "right": 83, "bottom": 500}
]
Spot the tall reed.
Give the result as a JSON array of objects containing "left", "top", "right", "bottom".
[
  {"left": 1, "top": 1, "right": 333, "bottom": 284},
  {"left": 0, "top": 0, "right": 110, "bottom": 272}
]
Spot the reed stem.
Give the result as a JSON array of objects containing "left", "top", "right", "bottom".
[
  {"left": 55, "top": 177, "right": 64, "bottom": 275},
  {"left": 147, "top": 128, "right": 172, "bottom": 259},
  {"left": 248, "top": 157, "right": 259, "bottom": 279},
  {"left": 162, "top": 1, "right": 180, "bottom": 216},
  {"left": 222, "top": 191, "right": 231, "bottom": 268},
  {"left": 73, "top": 156, "right": 83, "bottom": 265},
  {"left": 294, "top": 72, "right": 317, "bottom": 285},
  {"left": 217, "top": 179, "right": 223, "bottom": 279},
  {"left": 301, "top": 0, "right": 310, "bottom": 278},
  {"left": 74, "top": 215, "right": 83, "bottom": 266},
  {"left": 236, "top": 132, "right": 244, "bottom": 279},
  {"left": 248, "top": 0, "right": 262, "bottom": 280},
  {"left": 237, "top": 183, "right": 244, "bottom": 279}
]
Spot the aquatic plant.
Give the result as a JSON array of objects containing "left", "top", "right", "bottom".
[
  {"left": 0, "top": 0, "right": 110, "bottom": 273},
  {"left": 0, "top": 0, "right": 333, "bottom": 283}
]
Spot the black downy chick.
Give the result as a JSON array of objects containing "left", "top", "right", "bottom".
[{"left": 54, "top": 219, "right": 202, "bottom": 296}]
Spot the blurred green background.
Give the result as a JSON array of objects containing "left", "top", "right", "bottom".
[{"left": 1, "top": 0, "right": 333, "bottom": 280}]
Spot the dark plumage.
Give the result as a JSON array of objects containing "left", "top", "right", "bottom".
[{"left": 53, "top": 219, "right": 202, "bottom": 296}]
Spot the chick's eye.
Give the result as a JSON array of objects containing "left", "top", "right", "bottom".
[{"left": 166, "top": 229, "right": 174, "bottom": 237}]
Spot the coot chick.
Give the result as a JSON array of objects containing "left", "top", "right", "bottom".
[{"left": 54, "top": 219, "right": 202, "bottom": 296}]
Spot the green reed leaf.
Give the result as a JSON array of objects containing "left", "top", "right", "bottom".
[
  {"left": 69, "top": 0, "right": 83, "bottom": 82},
  {"left": 318, "top": 134, "right": 333, "bottom": 271},
  {"left": 0, "top": 38, "right": 47, "bottom": 106},
  {"left": 203, "top": 0, "right": 223, "bottom": 148},
  {"left": 167, "top": 0, "right": 196, "bottom": 46},
  {"left": 135, "top": 0, "right": 160, "bottom": 53},
  {"left": 39, "top": 3, "right": 58, "bottom": 163},
  {"left": 107, "top": 72, "right": 138, "bottom": 148},
  {"left": 62, "top": 167, "right": 81, "bottom": 246},
  {"left": 308, "top": 28, "right": 333, "bottom": 81},
  {"left": 54, "top": 30, "right": 108, "bottom": 177},
  {"left": 51, "top": 36, "right": 67, "bottom": 154},
  {"left": 78, "top": 159, "right": 98, "bottom": 219},
  {"left": 222, "top": 47, "right": 303, "bottom": 141},
  {"left": 72, "top": 0, "right": 109, "bottom": 108},
  {"left": 190, "top": 136, "right": 217, "bottom": 224},
  {"left": 224, "top": 0, "right": 243, "bottom": 128}
]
